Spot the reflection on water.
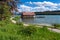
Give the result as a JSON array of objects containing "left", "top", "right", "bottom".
[
  {"left": 22, "top": 18, "right": 35, "bottom": 23},
  {"left": 21, "top": 15, "right": 60, "bottom": 24}
]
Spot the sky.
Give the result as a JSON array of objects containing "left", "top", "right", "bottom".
[{"left": 17, "top": 0, "right": 60, "bottom": 12}]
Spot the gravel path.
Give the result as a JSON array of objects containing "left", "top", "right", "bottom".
[
  {"left": 10, "top": 16, "right": 29, "bottom": 26},
  {"left": 48, "top": 28, "right": 60, "bottom": 33},
  {"left": 10, "top": 17, "right": 16, "bottom": 24}
]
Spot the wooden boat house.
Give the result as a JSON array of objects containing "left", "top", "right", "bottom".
[{"left": 21, "top": 12, "right": 35, "bottom": 18}]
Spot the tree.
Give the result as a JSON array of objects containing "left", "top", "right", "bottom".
[
  {"left": 0, "top": 0, "right": 21, "bottom": 21},
  {"left": 0, "top": 2, "right": 11, "bottom": 21},
  {"left": 0, "top": 4, "right": 4, "bottom": 20}
]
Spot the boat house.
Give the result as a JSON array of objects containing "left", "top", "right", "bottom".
[{"left": 21, "top": 12, "right": 35, "bottom": 18}]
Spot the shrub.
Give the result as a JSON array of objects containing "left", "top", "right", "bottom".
[
  {"left": 52, "top": 24, "right": 60, "bottom": 29},
  {"left": 13, "top": 16, "right": 20, "bottom": 21},
  {"left": 16, "top": 22, "right": 23, "bottom": 26}
]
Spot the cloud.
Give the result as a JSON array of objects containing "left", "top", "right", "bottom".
[
  {"left": 18, "top": 5, "right": 32, "bottom": 12},
  {"left": 33, "top": 1, "right": 57, "bottom": 6},
  {"left": 18, "top": 1, "right": 60, "bottom": 12}
]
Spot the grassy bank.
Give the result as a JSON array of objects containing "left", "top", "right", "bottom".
[{"left": 0, "top": 20, "right": 60, "bottom": 40}]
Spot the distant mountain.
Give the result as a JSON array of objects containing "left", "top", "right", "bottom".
[{"left": 35, "top": 10, "right": 60, "bottom": 15}]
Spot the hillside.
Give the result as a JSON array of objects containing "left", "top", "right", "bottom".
[{"left": 35, "top": 11, "right": 60, "bottom": 15}]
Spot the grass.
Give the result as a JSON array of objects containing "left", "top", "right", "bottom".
[
  {"left": 13, "top": 15, "right": 20, "bottom": 21},
  {"left": 0, "top": 20, "right": 60, "bottom": 40}
]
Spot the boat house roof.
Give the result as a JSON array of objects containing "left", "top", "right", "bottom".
[{"left": 22, "top": 12, "right": 35, "bottom": 16}]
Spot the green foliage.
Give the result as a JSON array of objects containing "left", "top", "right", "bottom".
[
  {"left": 3, "top": 3, "right": 11, "bottom": 17},
  {"left": 20, "top": 26, "right": 37, "bottom": 36},
  {"left": 0, "top": 2, "right": 11, "bottom": 20},
  {"left": 13, "top": 16, "right": 20, "bottom": 21},
  {"left": 16, "top": 22, "right": 23, "bottom": 26},
  {"left": 0, "top": 21, "right": 60, "bottom": 40},
  {"left": 52, "top": 24, "right": 60, "bottom": 29}
]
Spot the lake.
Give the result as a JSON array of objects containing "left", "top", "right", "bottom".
[{"left": 20, "top": 15, "right": 60, "bottom": 24}]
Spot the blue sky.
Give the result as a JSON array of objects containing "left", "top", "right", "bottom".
[
  {"left": 18, "top": 0, "right": 60, "bottom": 12},
  {"left": 20, "top": 0, "right": 60, "bottom": 3}
]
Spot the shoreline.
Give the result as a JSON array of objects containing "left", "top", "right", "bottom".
[
  {"left": 10, "top": 16, "right": 60, "bottom": 33},
  {"left": 10, "top": 16, "right": 53, "bottom": 26}
]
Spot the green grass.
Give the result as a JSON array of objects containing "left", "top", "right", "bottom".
[
  {"left": 13, "top": 16, "right": 20, "bottom": 21},
  {"left": 0, "top": 20, "right": 60, "bottom": 40}
]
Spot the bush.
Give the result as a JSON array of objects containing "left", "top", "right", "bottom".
[
  {"left": 52, "top": 24, "right": 60, "bottom": 29},
  {"left": 13, "top": 16, "right": 20, "bottom": 21},
  {"left": 16, "top": 22, "right": 23, "bottom": 26}
]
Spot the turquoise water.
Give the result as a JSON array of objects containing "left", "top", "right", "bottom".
[{"left": 21, "top": 15, "right": 60, "bottom": 24}]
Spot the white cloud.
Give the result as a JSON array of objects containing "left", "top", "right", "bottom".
[
  {"left": 20, "top": 5, "right": 31, "bottom": 8},
  {"left": 18, "top": 1, "right": 60, "bottom": 12},
  {"left": 28, "top": 1, "right": 58, "bottom": 7},
  {"left": 18, "top": 5, "right": 32, "bottom": 12}
]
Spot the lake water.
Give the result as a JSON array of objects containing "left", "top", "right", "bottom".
[{"left": 20, "top": 15, "right": 60, "bottom": 24}]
